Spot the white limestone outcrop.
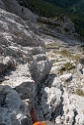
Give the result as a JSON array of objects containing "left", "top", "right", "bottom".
[
  {"left": 0, "top": 1, "right": 51, "bottom": 124},
  {"left": 0, "top": 85, "right": 32, "bottom": 125}
]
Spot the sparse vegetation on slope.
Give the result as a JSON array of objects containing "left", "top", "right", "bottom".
[
  {"left": 17, "top": 0, "right": 84, "bottom": 38},
  {"left": 59, "top": 62, "right": 75, "bottom": 75},
  {"left": 17, "top": 0, "right": 67, "bottom": 17}
]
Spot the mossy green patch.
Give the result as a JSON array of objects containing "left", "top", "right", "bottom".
[
  {"left": 73, "top": 54, "right": 80, "bottom": 63},
  {"left": 60, "top": 49, "right": 72, "bottom": 57},
  {"left": 59, "top": 62, "right": 75, "bottom": 75},
  {"left": 76, "top": 89, "right": 84, "bottom": 96}
]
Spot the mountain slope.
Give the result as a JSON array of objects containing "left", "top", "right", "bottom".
[
  {"left": 17, "top": 0, "right": 84, "bottom": 37},
  {"left": 44, "top": 0, "right": 84, "bottom": 36},
  {"left": 0, "top": 0, "right": 84, "bottom": 125},
  {"left": 17, "top": 0, "right": 67, "bottom": 17}
]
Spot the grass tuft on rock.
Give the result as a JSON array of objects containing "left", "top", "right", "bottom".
[
  {"left": 76, "top": 89, "right": 84, "bottom": 96},
  {"left": 59, "top": 62, "right": 75, "bottom": 75},
  {"left": 60, "top": 49, "right": 72, "bottom": 57}
]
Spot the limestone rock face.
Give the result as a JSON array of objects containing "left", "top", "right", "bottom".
[
  {"left": 2, "top": 0, "right": 37, "bottom": 22},
  {"left": 0, "top": 0, "right": 84, "bottom": 125},
  {"left": 40, "top": 86, "right": 62, "bottom": 120},
  {"left": 61, "top": 89, "right": 84, "bottom": 125},
  {"left": 0, "top": 6, "right": 51, "bottom": 85},
  {"left": 0, "top": 1, "right": 51, "bottom": 124},
  {"left": 38, "top": 16, "right": 76, "bottom": 36},
  {"left": 0, "top": 85, "right": 32, "bottom": 125},
  {"left": 36, "top": 76, "right": 62, "bottom": 121},
  {"left": 29, "top": 59, "right": 52, "bottom": 82},
  {"left": 0, "top": 0, "right": 5, "bottom": 9},
  {"left": 37, "top": 74, "right": 84, "bottom": 125}
]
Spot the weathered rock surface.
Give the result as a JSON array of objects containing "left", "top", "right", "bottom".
[
  {"left": 0, "top": 1, "right": 51, "bottom": 124},
  {"left": 35, "top": 75, "right": 63, "bottom": 121},
  {"left": 0, "top": 0, "right": 5, "bottom": 9},
  {"left": 60, "top": 73, "right": 72, "bottom": 82},
  {"left": 0, "top": 0, "right": 84, "bottom": 125},
  {"left": 37, "top": 74, "right": 84, "bottom": 125},
  {"left": 42, "top": 36, "right": 84, "bottom": 125},
  {"left": 40, "top": 86, "right": 62, "bottom": 120},
  {"left": 38, "top": 16, "right": 76, "bottom": 36},
  {"left": 0, "top": 85, "right": 32, "bottom": 125},
  {"left": 0, "top": 5, "right": 51, "bottom": 83},
  {"left": 2, "top": 0, "right": 37, "bottom": 22}
]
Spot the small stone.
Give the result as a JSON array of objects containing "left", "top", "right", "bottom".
[
  {"left": 60, "top": 73, "right": 72, "bottom": 82},
  {"left": 55, "top": 116, "right": 61, "bottom": 124}
]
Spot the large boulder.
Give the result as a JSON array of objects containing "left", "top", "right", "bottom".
[
  {"left": 29, "top": 58, "right": 52, "bottom": 82},
  {"left": 40, "top": 86, "right": 62, "bottom": 120},
  {"left": 0, "top": 85, "right": 32, "bottom": 125},
  {"left": 37, "top": 76, "right": 62, "bottom": 121}
]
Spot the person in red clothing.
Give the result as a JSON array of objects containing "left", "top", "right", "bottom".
[{"left": 30, "top": 107, "right": 46, "bottom": 125}]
